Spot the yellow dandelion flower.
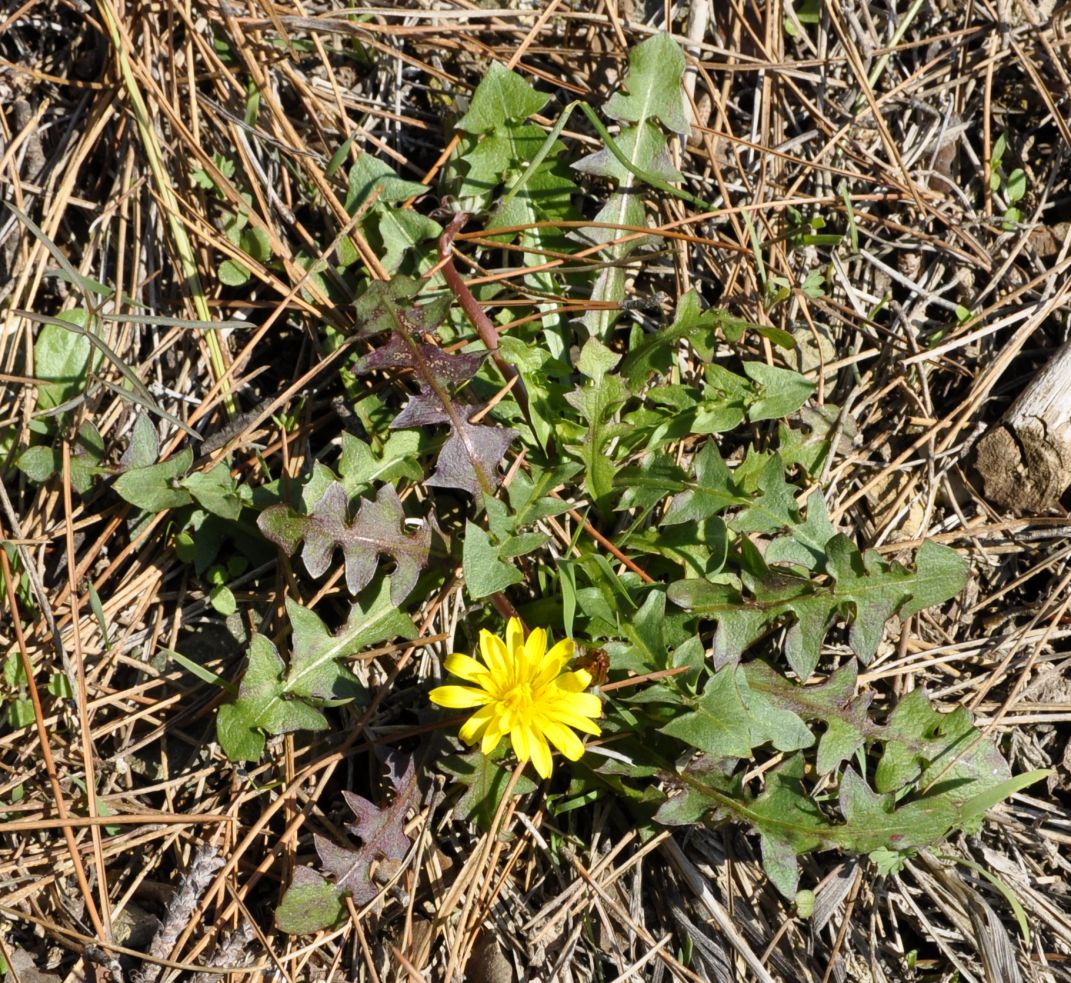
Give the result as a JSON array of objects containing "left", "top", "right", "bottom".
[{"left": 429, "top": 618, "right": 603, "bottom": 779}]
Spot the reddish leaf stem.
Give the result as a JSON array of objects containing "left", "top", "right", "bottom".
[{"left": 439, "top": 212, "right": 531, "bottom": 423}]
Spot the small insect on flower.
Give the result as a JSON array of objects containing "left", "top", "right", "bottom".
[{"left": 429, "top": 618, "right": 602, "bottom": 779}]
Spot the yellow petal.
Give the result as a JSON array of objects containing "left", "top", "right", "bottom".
[
  {"left": 429, "top": 685, "right": 492, "bottom": 709},
  {"left": 506, "top": 618, "right": 525, "bottom": 660},
  {"left": 540, "top": 719, "right": 585, "bottom": 760},
  {"left": 444, "top": 652, "right": 491, "bottom": 683},
  {"left": 542, "top": 703, "right": 602, "bottom": 735},
  {"left": 481, "top": 715, "right": 507, "bottom": 756},
  {"left": 529, "top": 730, "right": 553, "bottom": 779},
  {"left": 479, "top": 629, "right": 510, "bottom": 683},
  {"left": 510, "top": 722, "right": 531, "bottom": 763},
  {"left": 523, "top": 627, "right": 547, "bottom": 676},
  {"left": 553, "top": 668, "right": 591, "bottom": 692},
  {"left": 536, "top": 638, "right": 574, "bottom": 682},
  {"left": 458, "top": 705, "right": 495, "bottom": 745}
]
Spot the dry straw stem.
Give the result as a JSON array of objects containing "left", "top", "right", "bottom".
[{"left": 2, "top": 0, "right": 1071, "bottom": 981}]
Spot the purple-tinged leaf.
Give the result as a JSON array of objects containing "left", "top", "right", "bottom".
[
  {"left": 392, "top": 388, "right": 451, "bottom": 429},
  {"left": 354, "top": 277, "right": 450, "bottom": 338},
  {"left": 428, "top": 420, "right": 517, "bottom": 497},
  {"left": 258, "top": 482, "right": 430, "bottom": 604},
  {"left": 351, "top": 277, "right": 516, "bottom": 496},
  {"left": 356, "top": 333, "right": 485, "bottom": 387},
  {"left": 313, "top": 756, "right": 419, "bottom": 906}
]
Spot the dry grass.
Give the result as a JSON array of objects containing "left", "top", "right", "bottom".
[{"left": 2, "top": 0, "right": 1071, "bottom": 980}]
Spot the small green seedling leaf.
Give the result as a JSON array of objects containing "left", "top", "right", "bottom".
[
  {"left": 218, "top": 258, "right": 251, "bottom": 286},
  {"left": 113, "top": 448, "right": 195, "bottom": 512},
  {"left": 275, "top": 867, "right": 345, "bottom": 934},
  {"left": 34, "top": 309, "right": 101, "bottom": 411}
]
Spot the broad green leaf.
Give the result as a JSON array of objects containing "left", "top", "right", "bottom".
[
  {"left": 120, "top": 414, "right": 159, "bottom": 470},
  {"left": 742, "top": 361, "right": 815, "bottom": 421},
  {"left": 15, "top": 445, "right": 57, "bottom": 484},
  {"left": 825, "top": 536, "right": 967, "bottom": 662},
  {"left": 577, "top": 181, "right": 646, "bottom": 338},
  {"left": 874, "top": 688, "right": 1006, "bottom": 799},
  {"left": 34, "top": 308, "right": 100, "bottom": 410},
  {"left": 766, "top": 491, "right": 836, "bottom": 571},
  {"left": 462, "top": 521, "right": 522, "bottom": 599},
  {"left": 181, "top": 462, "right": 244, "bottom": 521},
  {"left": 618, "top": 589, "right": 667, "bottom": 672},
  {"left": 602, "top": 32, "right": 689, "bottom": 135},
  {"left": 615, "top": 453, "right": 689, "bottom": 513},
  {"left": 457, "top": 62, "right": 549, "bottom": 134},
  {"left": 275, "top": 868, "right": 344, "bottom": 934},
  {"left": 573, "top": 124, "right": 682, "bottom": 185},
  {"left": 730, "top": 453, "right": 799, "bottom": 535},
  {"left": 1005, "top": 168, "right": 1026, "bottom": 204},
  {"left": 113, "top": 448, "right": 195, "bottom": 512},
  {"left": 505, "top": 460, "right": 582, "bottom": 526},
  {"left": 659, "top": 666, "right": 753, "bottom": 760}
]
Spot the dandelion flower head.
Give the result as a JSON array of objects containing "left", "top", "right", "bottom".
[{"left": 429, "top": 618, "right": 602, "bottom": 779}]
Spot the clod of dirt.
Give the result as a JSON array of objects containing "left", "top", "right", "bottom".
[{"left": 975, "top": 340, "right": 1071, "bottom": 511}]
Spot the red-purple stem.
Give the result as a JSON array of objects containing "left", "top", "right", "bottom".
[{"left": 439, "top": 213, "right": 531, "bottom": 421}]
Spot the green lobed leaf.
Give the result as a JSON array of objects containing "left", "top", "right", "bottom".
[
  {"left": 659, "top": 666, "right": 754, "bottom": 761},
  {"left": 619, "top": 290, "right": 719, "bottom": 388},
  {"left": 374, "top": 208, "right": 441, "bottom": 273},
  {"left": 564, "top": 374, "right": 631, "bottom": 513},
  {"left": 284, "top": 580, "right": 417, "bottom": 702},
  {"left": 440, "top": 749, "right": 538, "bottom": 829},
  {"left": 338, "top": 431, "right": 424, "bottom": 496},
  {"left": 462, "top": 521, "right": 523, "bottom": 599},
  {"left": 874, "top": 688, "right": 1002, "bottom": 798},
  {"left": 345, "top": 153, "right": 429, "bottom": 213},
  {"left": 670, "top": 535, "right": 969, "bottom": 678},
  {"left": 748, "top": 755, "right": 827, "bottom": 897},
  {"left": 457, "top": 62, "right": 549, "bottom": 134},
  {"left": 216, "top": 632, "right": 328, "bottom": 762},
  {"left": 602, "top": 32, "right": 689, "bottom": 135},
  {"left": 662, "top": 441, "right": 737, "bottom": 526}
]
